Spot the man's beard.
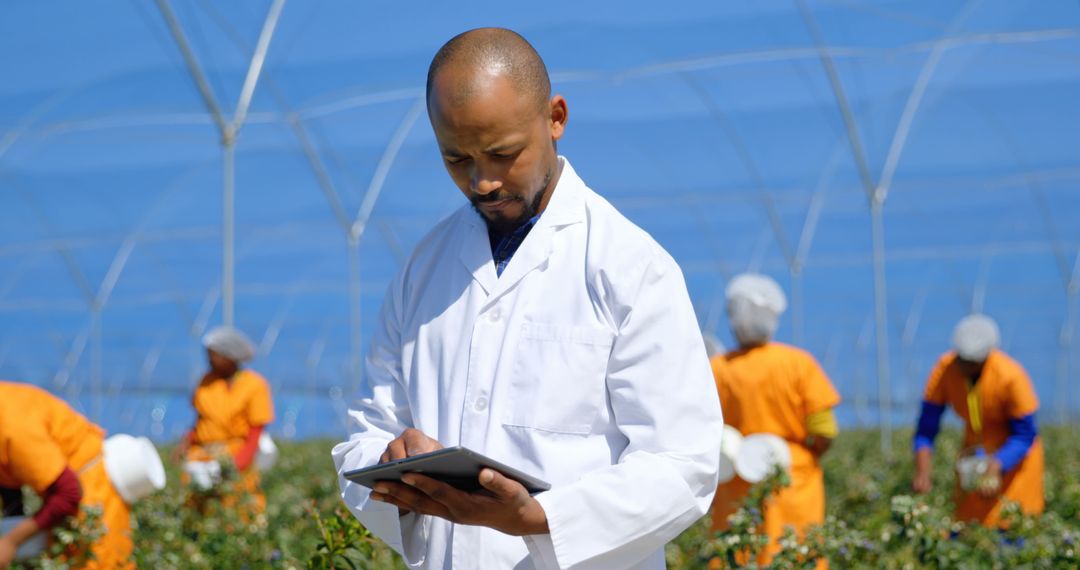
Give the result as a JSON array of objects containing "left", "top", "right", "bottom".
[{"left": 472, "top": 168, "right": 552, "bottom": 234}]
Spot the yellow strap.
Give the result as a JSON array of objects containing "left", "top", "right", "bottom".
[
  {"left": 806, "top": 409, "right": 838, "bottom": 438},
  {"left": 966, "top": 379, "right": 982, "bottom": 436}
]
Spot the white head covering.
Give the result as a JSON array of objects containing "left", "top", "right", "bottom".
[
  {"left": 725, "top": 273, "right": 788, "bottom": 315},
  {"left": 726, "top": 273, "right": 787, "bottom": 346},
  {"left": 202, "top": 326, "right": 256, "bottom": 363},
  {"left": 951, "top": 314, "right": 1000, "bottom": 362}
]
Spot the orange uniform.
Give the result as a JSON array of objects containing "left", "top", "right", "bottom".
[
  {"left": 922, "top": 350, "right": 1044, "bottom": 525},
  {"left": 710, "top": 343, "right": 841, "bottom": 562},
  {"left": 0, "top": 382, "right": 131, "bottom": 569},
  {"left": 186, "top": 369, "right": 274, "bottom": 512}
]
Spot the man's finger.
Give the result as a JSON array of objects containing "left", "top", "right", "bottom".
[
  {"left": 378, "top": 480, "right": 454, "bottom": 519},
  {"left": 385, "top": 438, "right": 408, "bottom": 462},
  {"left": 402, "top": 429, "right": 441, "bottom": 457},
  {"left": 372, "top": 490, "right": 417, "bottom": 514},
  {"left": 401, "top": 473, "right": 465, "bottom": 506},
  {"left": 478, "top": 468, "right": 524, "bottom": 500}
]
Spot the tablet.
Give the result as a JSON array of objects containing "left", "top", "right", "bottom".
[{"left": 343, "top": 446, "right": 551, "bottom": 495}]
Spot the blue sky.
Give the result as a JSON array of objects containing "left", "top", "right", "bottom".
[{"left": 1, "top": 1, "right": 1079, "bottom": 438}]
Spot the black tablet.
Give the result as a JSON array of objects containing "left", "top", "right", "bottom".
[{"left": 343, "top": 446, "right": 551, "bottom": 495}]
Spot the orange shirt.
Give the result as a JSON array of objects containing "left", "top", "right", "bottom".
[
  {"left": 191, "top": 369, "right": 274, "bottom": 453},
  {"left": 711, "top": 343, "right": 841, "bottom": 561},
  {"left": 0, "top": 382, "right": 104, "bottom": 493},
  {"left": 0, "top": 382, "right": 132, "bottom": 568},
  {"left": 922, "top": 350, "right": 1044, "bottom": 523}
]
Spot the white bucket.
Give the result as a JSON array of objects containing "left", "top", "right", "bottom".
[
  {"left": 184, "top": 460, "right": 222, "bottom": 490},
  {"left": 255, "top": 432, "right": 278, "bottom": 471},
  {"left": 734, "top": 433, "right": 792, "bottom": 483},
  {"left": 1, "top": 516, "right": 48, "bottom": 560},
  {"left": 103, "top": 434, "right": 166, "bottom": 504},
  {"left": 957, "top": 447, "right": 995, "bottom": 492},
  {"left": 718, "top": 425, "right": 743, "bottom": 484}
]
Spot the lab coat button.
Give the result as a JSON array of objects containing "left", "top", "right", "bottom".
[{"left": 474, "top": 397, "right": 488, "bottom": 412}]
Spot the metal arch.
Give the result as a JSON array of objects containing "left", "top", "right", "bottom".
[
  {"left": 153, "top": 0, "right": 228, "bottom": 135},
  {"left": 790, "top": 137, "right": 850, "bottom": 345},
  {"left": 616, "top": 27, "right": 1080, "bottom": 84},
  {"left": 231, "top": 0, "right": 288, "bottom": 138},
  {"left": 161, "top": 5, "right": 415, "bottom": 395},
  {"left": 255, "top": 253, "right": 347, "bottom": 360},
  {"left": 681, "top": 73, "right": 796, "bottom": 269},
  {"left": 794, "top": 137, "right": 849, "bottom": 272},
  {"left": 377, "top": 220, "right": 408, "bottom": 266},
  {"left": 680, "top": 239, "right": 1080, "bottom": 274},
  {"left": 52, "top": 327, "right": 90, "bottom": 391},
  {"left": 1062, "top": 251, "right": 1080, "bottom": 423},
  {"left": 0, "top": 83, "right": 90, "bottom": 163},
  {"left": 154, "top": 0, "right": 288, "bottom": 328},
  {"left": 900, "top": 280, "right": 932, "bottom": 411},
  {"left": 873, "top": 0, "right": 985, "bottom": 204},
  {"left": 968, "top": 100, "right": 1073, "bottom": 292},
  {"left": 286, "top": 113, "right": 353, "bottom": 235},
  {"left": 795, "top": 0, "right": 894, "bottom": 451},
  {"left": 971, "top": 254, "right": 993, "bottom": 314},
  {"left": 7, "top": 28, "right": 1079, "bottom": 139},
  {"left": 351, "top": 98, "right": 427, "bottom": 242},
  {"left": 0, "top": 253, "right": 41, "bottom": 304},
  {"left": 11, "top": 184, "right": 96, "bottom": 307}
]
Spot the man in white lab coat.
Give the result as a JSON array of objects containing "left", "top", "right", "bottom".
[{"left": 333, "top": 28, "right": 723, "bottom": 569}]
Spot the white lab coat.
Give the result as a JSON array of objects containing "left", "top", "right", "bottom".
[{"left": 333, "top": 157, "right": 723, "bottom": 569}]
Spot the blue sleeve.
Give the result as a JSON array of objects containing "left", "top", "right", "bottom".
[
  {"left": 913, "top": 400, "right": 946, "bottom": 452},
  {"left": 994, "top": 414, "right": 1038, "bottom": 472}
]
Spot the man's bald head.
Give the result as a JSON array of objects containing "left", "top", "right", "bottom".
[{"left": 426, "top": 28, "right": 551, "bottom": 113}]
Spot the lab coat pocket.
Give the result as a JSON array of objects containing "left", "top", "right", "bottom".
[{"left": 504, "top": 322, "right": 614, "bottom": 435}]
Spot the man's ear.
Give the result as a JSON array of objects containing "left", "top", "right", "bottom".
[{"left": 549, "top": 95, "right": 568, "bottom": 141}]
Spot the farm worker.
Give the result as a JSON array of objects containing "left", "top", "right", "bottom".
[
  {"left": 710, "top": 273, "right": 841, "bottom": 564},
  {"left": 911, "top": 314, "right": 1044, "bottom": 526},
  {"left": 333, "top": 27, "right": 723, "bottom": 569},
  {"left": 0, "top": 382, "right": 132, "bottom": 569},
  {"left": 175, "top": 326, "right": 274, "bottom": 515}
]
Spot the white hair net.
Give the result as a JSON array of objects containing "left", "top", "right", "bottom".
[
  {"left": 952, "top": 314, "right": 1000, "bottom": 362},
  {"left": 726, "top": 274, "right": 786, "bottom": 346},
  {"left": 725, "top": 273, "right": 788, "bottom": 315},
  {"left": 202, "top": 326, "right": 256, "bottom": 363}
]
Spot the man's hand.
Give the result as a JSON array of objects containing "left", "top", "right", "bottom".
[
  {"left": 375, "top": 429, "right": 444, "bottom": 516},
  {"left": 0, "top": 535, "right": 16, "bottom": 570},
  {"left": 912, "top": 447, "right": 933, "bottom": 494},
  {"left": 379, "top": 428, "right": 443, "bottom": 464},
  {"left": 805, "top": 435, "right": 833, "bottom": 458},
  {"left": 0, "top": 515, "right": 40, "bottom": 569},
  {"left": 976, "top": 458, "right": 1003, "bottom": 499},
  {"left": 370, "top": 468, "right": 549, "bottom": 536}
]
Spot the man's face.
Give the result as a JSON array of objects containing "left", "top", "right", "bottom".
[
  {"left": 207, "top": 348, "right": 238, "bottom": 377},
  {"left": 428, "top": 70, "right": 566, "bottom": 233},
  {"left": 955, "top": 357, "right": 985, "bottom": 379}
]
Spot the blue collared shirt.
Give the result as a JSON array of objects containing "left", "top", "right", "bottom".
[{"left": 488, "top": 214, "right": 541, "bottom": 277}]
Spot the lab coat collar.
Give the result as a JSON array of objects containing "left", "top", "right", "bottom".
[{"left": 458, "top": 156, "right": 585, "bottom": 301}]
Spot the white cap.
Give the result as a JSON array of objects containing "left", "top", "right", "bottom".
[
  {"left": 725, "top": 273, "right": 787, "bottom": 315},
  {"left": 952, "top": 314, "right": 1000, "bottom": 362},
  {"left": 202, "top": 326, "right": 256, "bottom": 363},
  {"left": 726, "top": 273, "right": 786, "bottom": 345}
]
